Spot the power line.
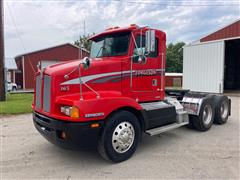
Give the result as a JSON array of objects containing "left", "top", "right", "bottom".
[
  {"left": 4, "top": 0, "right": 240, "bottom": 6},
  {"left": 123, "top": 1, "right": 240, "bottom": 6},
  {"left": 6, "top": 3, "right": 36, "bottom": 73},
  {"left": 121, "top": 0, "right": 240, "bottom": 7},
  {"left": 5, "top": 0, "right": 240, "bottom": 1}
]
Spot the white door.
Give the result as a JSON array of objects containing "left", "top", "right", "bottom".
[
  {"left": 7, "top": 71, "right": 11, "bottom": 82},
  {"left": 41, "top": 60, "right": 59, "bottom": 69},
  {"left": 183, "top": 41, "right": 224, "bottom": 93}
]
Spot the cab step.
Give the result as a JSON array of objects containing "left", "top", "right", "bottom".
[{"left": 145, "top": 121, "right": 189, "bottom": 136}]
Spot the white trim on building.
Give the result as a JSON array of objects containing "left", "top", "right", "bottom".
[{"left": 22, "top": 56, "right": 25, "bottom": 90}]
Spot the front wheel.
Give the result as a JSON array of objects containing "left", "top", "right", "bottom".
[{"left": 98, "top": 110, "right": 141, "bottom": 163}]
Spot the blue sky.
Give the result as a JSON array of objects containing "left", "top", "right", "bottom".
[{"left": 4, "top": 0, "right": 240, "bottom": 58}]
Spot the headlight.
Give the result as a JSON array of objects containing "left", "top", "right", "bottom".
[{"left": 60, "top": 106, "right": 79, "bottom": 118}]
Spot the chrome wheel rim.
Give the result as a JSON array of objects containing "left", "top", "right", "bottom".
[
  {"left": 112, "top": 122, "right": 135, "bottom": 153},
  {"left": 203, "top": 105, "right": 213, "bottom": 125},
  {"left": 220, "top": 101, "right": 228, "bottom": 119}
]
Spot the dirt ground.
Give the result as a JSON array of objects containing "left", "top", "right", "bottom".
[{"left": 1, "top": 96, "right": 239, "bottom": 179}]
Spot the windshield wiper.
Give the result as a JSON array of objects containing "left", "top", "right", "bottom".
[{"left": 96, "top": 46, "right": 105, "bottom": 58}]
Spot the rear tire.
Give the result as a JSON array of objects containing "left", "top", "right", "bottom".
[
  {"left": 213, "top": 96, "right": 230, "bottom": 124},
  {"left": 98, "top": 110, "right": 141, "bottom": 163},
  {"left": 192, "top": 97, "right": 215, "bottom": 131},
  {"left": 187, "top": 117, "right": 195, "bottom": 129}
]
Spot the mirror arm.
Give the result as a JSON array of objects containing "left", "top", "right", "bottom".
[{"left": 131, "top": 32, "right": 141, "bottom": 57}]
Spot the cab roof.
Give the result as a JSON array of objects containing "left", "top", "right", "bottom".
[
  {"left": 89, "top": 24, "right": 166, "bottom": 41},
  {"left": 89, "top": 24, "right": 140, "bottom": 40}
]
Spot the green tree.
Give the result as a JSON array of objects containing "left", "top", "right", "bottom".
[
  {"left": 74, "top": 33, "right": 95, "bottom": 52},
  {"left": 166, "top": 42, "right": 185, "bottom": 73}
]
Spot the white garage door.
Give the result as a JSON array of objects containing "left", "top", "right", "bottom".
[
  {"left": 183, "top": 41, "right": 224, "bottom": 93},
  {"left": 41, "top": 60, "right": 59, "bottom": 69}
]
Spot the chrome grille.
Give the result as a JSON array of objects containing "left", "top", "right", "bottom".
[
  {"left": 35, "top": 75, "right": 42, "bottom": 109},
  {"left": 43, "top": 75, "right": 51, "bottom": 112}
]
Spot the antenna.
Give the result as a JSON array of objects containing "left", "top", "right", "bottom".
[
  {"left": 84, "top": 20, "right": 86, "bottom": 37},
  {"left": 80, "top": 19, "right": 86, "bottom": 59},
  {"left": 78, "top": 21, "right": 82, "bottom": 59}
]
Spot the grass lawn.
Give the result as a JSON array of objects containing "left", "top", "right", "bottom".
[{"left": 0, "top": 93, "right": 33, "bottom": 114}]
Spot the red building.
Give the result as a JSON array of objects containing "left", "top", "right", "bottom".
[
  {"left": 14, "top": 43, "right": 89, "bottom": 90},
  {"left": 165, "top": 73, "right": 182, "bottom": 87}
]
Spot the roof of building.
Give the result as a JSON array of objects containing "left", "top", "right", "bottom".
[
  {"left": 190, "top": 19, "right": 240, "bottom": 45},
  {"left": 5, "top": 57, "right": 17, "bottom": 70},
  {"left": 15, "top": 43, "right": 89, "bottom": 59}
]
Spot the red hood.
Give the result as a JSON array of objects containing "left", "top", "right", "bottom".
[
  {"left": 42, "top": 57, "right": 123, "bottom": 101},
  {"left": 44, "top": 57, "right": 122, "bottom": 77},
  {"left": 33, "top": 56, "right": 125, "bottom": 118}
]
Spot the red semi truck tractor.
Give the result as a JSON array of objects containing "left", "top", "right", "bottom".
[{"left": 32, "top": 25, "right": 231, "bottom": 162}]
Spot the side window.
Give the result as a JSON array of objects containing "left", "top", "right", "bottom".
[{"left": 133, "top": 35, "right": 158, "bottom": 62}]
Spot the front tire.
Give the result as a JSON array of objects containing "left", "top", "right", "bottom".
[{"left": 98, "top": 110, "right": 141, "bottom": 163}]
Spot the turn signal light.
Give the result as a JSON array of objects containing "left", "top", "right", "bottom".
[
  {"left": 90, "top": 123, "right": 100, "bottom": 128},
  {"left": 70, "top": 106, "right": 80, "bottom": 118}
]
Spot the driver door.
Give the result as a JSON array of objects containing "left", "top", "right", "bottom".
[{"left": 130, "top": 34, "right": 160, "bottom": 101}]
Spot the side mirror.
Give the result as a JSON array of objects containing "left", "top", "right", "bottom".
[
  {"left": 82, "top": 57, "right": 91, "bottom": 70},
  {"left": 145, "top": 29, "right": 155, "bottom": 54},
  {"left": 138, "top": 54, "right": 146, "bottom": 64},
  {"left": 37, "top": 62, "right": 41, "bottom": 70}
]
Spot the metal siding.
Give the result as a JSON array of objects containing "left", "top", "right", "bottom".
[
  {"left": 43, "top": 75, "right": 51, "bottom": 112},
  {"left": 183, "top": 41, "right": 224, "bottom": 93}
]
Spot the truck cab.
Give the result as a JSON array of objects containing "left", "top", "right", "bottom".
[{"left": 32, "top": 25, "right": 231, "bottom": 162}]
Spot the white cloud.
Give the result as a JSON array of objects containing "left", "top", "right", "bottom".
[{"left": 4, "top": 0, "right": 240, "bottom": 58}]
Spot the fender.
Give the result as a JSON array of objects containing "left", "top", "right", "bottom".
[{"left": 55, "top": 91, "right": 143, "bottom": 122}]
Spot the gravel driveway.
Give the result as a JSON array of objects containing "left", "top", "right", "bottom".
[{"left": 1, "top": 96, "right": 239, "bottom": 179}]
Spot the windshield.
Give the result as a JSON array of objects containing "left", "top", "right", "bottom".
[{"left": 90, "top": 32, "right": 130, "bottom": 58}]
